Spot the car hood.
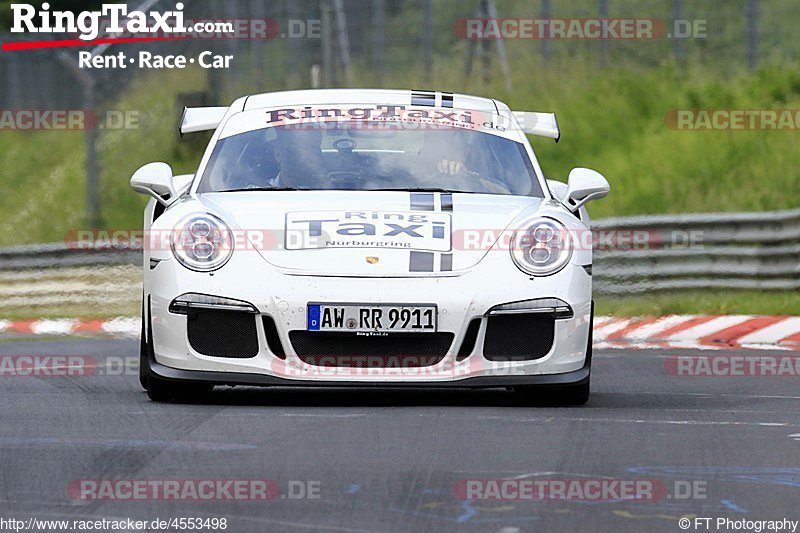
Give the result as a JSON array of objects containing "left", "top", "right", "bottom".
[{"left": 198, "top": 191, "right": 545, "bottom": 276}]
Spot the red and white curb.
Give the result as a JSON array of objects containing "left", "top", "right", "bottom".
[
  {"left": 593, "top": 315, "right": 800, "bottom": 351},
  {"left": 0, "top": 318, "right": 140, "bottom": 337},
  {"left": 1, "top": 315, "right": 799, "bottom": 351}
]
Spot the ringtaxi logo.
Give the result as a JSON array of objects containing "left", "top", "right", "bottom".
[
  {"left": 6, "top": 3, "right": 320, "bottom": 47},
  {"left": 259, "top": 105, "right": 516, "bottom": 134},
  {"left": 11, "top": 2, "right": 195, "bottom": 41}
]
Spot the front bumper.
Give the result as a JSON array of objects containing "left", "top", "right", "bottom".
[
  {"left": 145, "top": 349, "right": 590, "bottom": 388},
  {"left": 146, "top": 249, "right": 592, "bottom": 386}
]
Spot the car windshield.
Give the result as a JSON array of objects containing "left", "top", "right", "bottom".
[{"left": 197, "top": 121, "right": 543, "bottom": 196}]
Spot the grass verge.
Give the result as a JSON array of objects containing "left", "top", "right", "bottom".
[{"left": 596, "top": 290, "right": 800, "bottom": 317}]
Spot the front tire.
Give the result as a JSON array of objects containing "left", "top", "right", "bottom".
[
  {"left": 140, "top": 296, "right": 213, "bottom": 403},
  {"left": 553, "top": 378, "right": 590, "bottom": 406},
  {"left": 139, "top": 303, "right": 149, "bottom": 390},
  {"left": 514, "top": 377, "right": 590, "bottom": 406},
  {"left": 515, "top": 303, "right": 593, "bottom": 406},
  {"left": 145, "top": 375, "right": 212, "bottom": 403}
]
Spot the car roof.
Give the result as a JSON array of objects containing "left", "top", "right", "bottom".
[{"left": 242, "top": 89, "right": 509, "bottom": 115}]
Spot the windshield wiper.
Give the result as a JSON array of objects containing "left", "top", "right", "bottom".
[
  {"left": 220, "top": 187, "right": 306, "bottom": 192},
  {"left": 218, "top": 186, "right": 476, "bottom": 193},
  {"left": 370, "top": 187, "right": 475, "bottom": 193}
]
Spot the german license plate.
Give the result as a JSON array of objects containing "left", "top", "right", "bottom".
[{"left": 307, "top": 304, "right": 437, "bottom": 333}]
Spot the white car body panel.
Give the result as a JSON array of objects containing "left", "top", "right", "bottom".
[{"left": 139, "top": 89, "right": 600, "bottom": 389}]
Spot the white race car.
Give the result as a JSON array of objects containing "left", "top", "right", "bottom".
[{"left": 131, "top": 89, "right": 609, "bottom": 404}]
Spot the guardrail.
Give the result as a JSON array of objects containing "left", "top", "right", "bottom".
[
  {"left": 0, "top": 242, "right": 140, "bottom": 271},
  {"left": 592, "top": 208, "right": 800, "bottom": 293},
  {"left": 1, "top": 208, "right": 799, "bottom": 295}
]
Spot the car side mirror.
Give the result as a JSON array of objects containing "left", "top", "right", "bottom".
[
  {"left": 564, "top": 168, "right": 609, "bottom": 212},
  {"left": 130, "top": 162, "right": 176, "bottom": 206},
  {"left": 546, "top": 179, "right": 568, "bottom": 202}
]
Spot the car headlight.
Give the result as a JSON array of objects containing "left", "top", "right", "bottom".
[
  {"left": 510, "top": 217, "right": 573, "bottom": 276},
  {"left": 170, "top": 213, "right": 234, "bottom": 271}
]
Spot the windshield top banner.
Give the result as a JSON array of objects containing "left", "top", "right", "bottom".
[{"left": 218, "top": 105, "right": 522, "bottom": 140}]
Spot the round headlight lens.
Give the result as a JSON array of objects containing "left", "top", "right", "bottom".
[
  {"left": 510, "top": 217, "right": 573, "bottom": 276},
  {"left": 171, "top": 214, "right": 233, "bottom": 271}
]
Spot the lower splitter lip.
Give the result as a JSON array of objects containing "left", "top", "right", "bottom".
[{"left": 146, "top": 351, "right": 590, "bottom": 389}]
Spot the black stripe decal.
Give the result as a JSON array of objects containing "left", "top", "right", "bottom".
[
  {"left": 440, "top": 253, "right": 453, "bottom": 272},
  {"left": 410, "top": 192, "right": 435, "bottom": 211},
  {"left": 410, "top": 251, "right": 434, "bottom": 272},
  {"left": 411, "top": 90, "right": 436, "bottom": 107},
  {"left": 411, "top": 96, "right": 436, "bottom": 106},
  {"left": 440, "top": 193, "right": 453, "bottom": 212},
  {"left": 441, "top": 93, "right": 454, "bottom": 108},
  {"left": 409, "top": 189, "right": 437, "bottom": 272}
]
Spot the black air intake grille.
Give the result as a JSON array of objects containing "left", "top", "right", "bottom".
[
  {"left": 187, "top": 309, "right": 259, "bottom": 358},
  {"left": 483, "top": 314, "right": 555, "bottom": 361},
  {"left": 456, "top": 318, "right": 482, "bottom": 361},
  {"left": 289, "top": 332, "right": 454, "bottom": 367},
  {"left": 262, "top": 316, "right": 286, "bottom": 359}
]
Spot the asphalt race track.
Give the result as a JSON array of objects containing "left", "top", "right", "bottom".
[{"left": 1, "top": 337, "right": 799, "bottom": 532}]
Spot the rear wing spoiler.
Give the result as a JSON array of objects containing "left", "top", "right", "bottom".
[
  {"left": 512, "top": 111, "right": 560, "bottom": 142},
  {"left": 179, "top": 106, "right": 227, "bottom": 135}
]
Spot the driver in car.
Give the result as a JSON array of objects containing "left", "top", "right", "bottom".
[
  {"left": 219, "top": 126, "right": 325, "bottom": 190},
  {"left": 269, "top": 126, "right": 325, "bottom": 188},
  {"left": 424, "top": 130, "right": 512, "bottom": 194}
]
